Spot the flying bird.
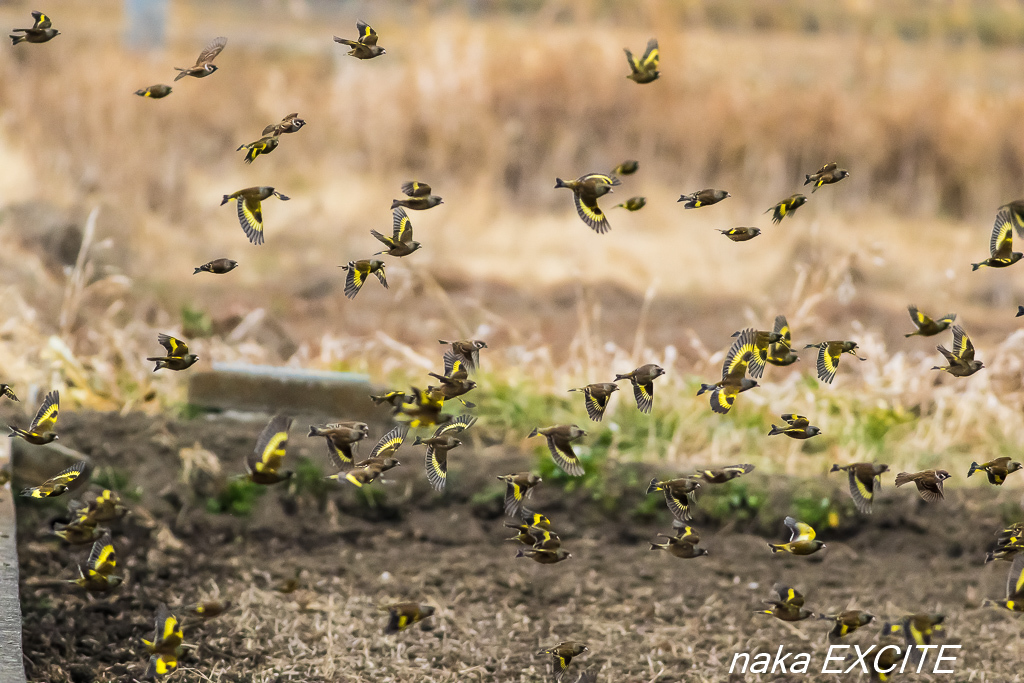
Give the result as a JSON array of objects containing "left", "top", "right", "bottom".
[
  {"left": 194, "top": 258, "right": 238, "bottom": 275},
  {"left": 614, "top": 363, "right": 664, "bottom": 413},
  {"left": 221, "top": 186, "right": 290, "bottom": 245},
  {"left": 765, "top": 194, "right": 807, "bottom": 224},
  {"left": 391, "top": 181, "right": 442, "bottom": 210},
  {"left": 146, "top": 333, "right": 199, "bottom": 372},
  {"left": 894, "top": 469, "right": 950, "bottom": 502},
  {"left": 371, "top": 207, "right": 422, "bottom": 257},
  {"left": 972, "top": 209, "right": 1022, "bottom": 270},
  {"left": 173, "top": 36, "right": 227, "bottom": 80},
  {"left": 768, "top": 414, "right": 820, "bottom": 439},
  {"left": 804, "top": 340, "right": 864, "bottom": 384},
  {"left": 262, "top": 113, "right": 306, "bottom": 136},
  {"left": 8, "top": 390, "right": 60, "bottom": 445},
  {"left": 236, "top": 136, "right": 279, "bottom": 164},
  {"left": 335, "top": 21, "right": 386, "bottom": 59},
  {"left": 135, "top": 85, "right": 172, "bottom": 99},
  {"left": 679, "top": 189, "right": 730, "bottom": 209},
  {"left": 905, "top": 306, "right": 955, "bottom": 337},
  {"left": 768, "top": 516, "right": 825, "bottom": 556},
  {"left": 932, "top": 325, "right": 983, "bottom": 377},
  {"left": 968, "top": 457, "right": 1022, "bottom": 486},
  {"left": 829, "top": 462, "right": 889, "bottom": 514},
  {"left": 340, "top": 260, "right": 388, "bottom": 299},
  {"left": 528, "top": 425, "right": 586, "bottom": 476},
  {"left": 245, "top": 415, "right": 294, "bottom": 485},
  {"left": 555, "top": 173, "right": 620, "bottom": 234},
  {"left": 624, "top": 38, "right": 659, "bottom": 83},
  {"left": 568, "top": 383, "right": 619, "bottom": 422}
]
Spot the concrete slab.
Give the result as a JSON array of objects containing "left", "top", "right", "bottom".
[{"left": 0, "top": 438, "right": 27, "bottom": 683}]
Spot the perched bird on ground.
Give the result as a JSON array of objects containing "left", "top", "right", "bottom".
[
  {"left": 678, "top": 189, "right": 730, "bottom": 209},
  {"left": 8, "top": 390, "right": 60, "bottom": 445},
  {"left": 147, "top": 333, "right": 199, "bottom": 372},
  {"left": 392, "top": 386, "right": 446, "bottom": 428},
  {"left": 768, "top": 414, "right": 821, "bottom": 439},
  {"left": 143, "top": 604, "right": 183, "bottom": 679},
  {"left": 193, "top": 258, "right": 238, "bottom": 275},
  {"left": 262, "top": 113, "right": 306, "bottom": 136},
  {"left": 766, "top": 315, "right": 799, "bottom": 367},
  {"left": 611, "top": 160, "right": 639, "bottom": 176},
  {"left": 69, "top": 531, "right": 122, "bottom": 593},
  {"left": 340, "top": 259, "right": 388, "bottom": 299},
  {"left": 882, "top": 614, "right": 945, "bottom": 653},
  {"left": 829, "top": 462, "right": 889, "bottom": 514},
  {"left": 804, "top": 340, "right": 865, "bottom": 384},
  {"left": 0, "top": 384, "right": 18, "bottom": 402},
  {"left": 768, "top": 516, "right": 825, "bottom": 556},
  {"left": 382, "top": 602, "right": 434, "bottom": 634},
  {"left": 766, "top": 194, "right": 807, "bottom": 224},
  {"left": 10, "top": 13, "right": 59, "bottom": 44},
  {"left": 426, "top": 371, "right": 477, "bottom": 408},
  {"left": 755, "top": 584, "right": 816, "bottom": 622},
  {"left": 904, "top": 306, "right": 955, "bottom": 337},
  {"left": 221, "top": 186, "right": 290, "bottom": 246},
  {"left": 555, "top": 173, "right": 620, "bottom": 234},
  {"left": 819, "top": 610, "right": 874, "bottom": 642},
  {"left": 982, "top": 554, "right": 1024, "bottom": 613},
  {"left": 614, "top": 363, "right": 664, "bottom": 414},
  {"left": 371, "top": 207, "right": 422, "bottom": 257},
  {"left": 498, "top": 472, "right": 542, "bottom": 517},
  {"left": 698, "top": 329, "right": 758, "bottom": 413},
  {"left": 568, "top": 383, "right": 619, "bottom": 422},
  {"left": 649, "top": 525, "right": 707, "bottom": 558},
  {"left": 309, "top": 422, "right": 369, "bottom": 470},
  {"left": 418, "top": 414, "right": 476, "bottom": 490},
  {"left": 894, "top": 469, "right": 950, "bottom": 502},
  {"left": 21, "top": 460, "right": 89, "bottom": 498},
  {"left": 624, "top": 38, "right": 659, "bottom": 83},
  {"left": 804, "top": 163, "right": 849, "bottom": 192},
  {"left": 539, "top": 642, "right": 589, "bottom": 680},
  {"left": 236, "top": 136, "right": 279, "bottom": 164},
  {"left": 731, "top": 327, "right": 783, "bottom": 379},
  {"left": 438, "top": 339, "right": 487, "bottom": 373},
  {"left": 647, "top": 477, "right": 700, "bottom": 521},
  {"left": 718, "top": 227, "right": 760, "bottom": 242},
  {"left": 335, "top": 21, "right": 386, "bottom": 60},
  {"left": 391, "top": 181, "right": 442, "bottom": 210},
  {"left": 517, "top": 547, "right": 571, "bottom": 564},
  {"left": 614, "top": 197, "right": 646, "bottom": 211},
  {"left": 245, "top": 415, "right": 293, "bottom": 485},
  {"left": 933, "top": 325, "right": 984, "bottom": 377},
  {"left": 173, "top": 36, "right": 227, "bottom": 80},
  {"left": 529, "top": 425, "right": 587, "bottom": 476},
  {"left": 135, "top": 85, "right": 172, "bottom": 99},
  {"left": 186, "top": 599, "right": 231, "bottom": 621},
  {"left": 968, "top": 457, "right": 1022, "bottom": 485},
  {"left": 973, "top": 209, "right": 1022, "bottom": 270},
  {"left": 688, "top": 464, "right": 754, "bottom": 484}
]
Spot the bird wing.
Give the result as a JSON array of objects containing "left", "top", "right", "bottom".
[
  {"left": 640, "top": 38, "right": 659, "bottom": 70},
  {"left": 951, "top": 325, "right": 974, "bottom": 361},
  {"left": 573, "top": 192, "right": 610, "bottom": 234},
  {"left": 583, "top": 173, "right": 620, "bottom": 187},
  {"left": 238, "top": 196, "right": 264, "bottom": 245},
  {"left": 722, "top": 329, "right": 756, "bottom": 380},
  {"left": 624, "top": 47, "right": 641, "bottom": 73},
  {"left": 401, "top": 181, "right": 430, "bottom": 197},
  {"left": 550, "top": 436, "right": 585, "bottom": 476},
  {"left": 249, "top": 415, "right": 291, "bottom": 474},
  {"left": 709, "top": 385, "right": 738, "bottom": 414},
  {"left": 785, "top": 516, "right": 815, "bottom": 542},
  {"left": 157, "top": 333, "right": 189, "bottom": 358},
  {"left": 425, "top": 446, "right": 447, "bottom": 490},
  {"left": 919, "top": 477, "right": 945, "bottom": 502},
  {"left": 991, "top": 209, "right": 1014, "bottom": 259},
  {"left": 87, "top": 532, "right": 116, "bottom": 574},
  {"left": 771, "top": 583, "right": 805, "bottom": 607},
  {"left": 633, "top": 380, "right": 654, "bottom": 414},
  {"left": 442, "top": 350, "right": 465, "bottom": 378},
  {"left": 392, "top": 207, "right": 413, "bottom": 241},
  {"left": 195, "top": 36, "right": 227, "bottom": 65},
  {"left": 369, "top": 425, "right": 407, "bottom": 459},
  {"left": 343, "top": 262, "right": 366, "bottom": 298},
  {"left": 324, "top": 433, "right": 353, "bottom": 471},
  {"left": 584, "top": 388, "right": 609, "bottom": 421},
  {"left": 356, "top": 20, "right": 378, "bottom": 46},
  {"left": 373, "top": 265, "right": 388, "bottom": 289},
  {"left": 45, "top": 461, "right": 88, "bottom": 489},
  {"left": 848, "top": 470, "right": 874, "bottom": 514},
  {"left": 909, "top": 305, "right": 932, "bottom": 328},
  {"left": 816, "top": 344, "right": 840, "bottom": 383},
  {"left": 29, "top": 390, "right": 59, "bottom": 434},
  {"left": 434, "top": 414, "right": 476, "bottom": 437},
  {"left": 772, "top": 315, "right": 791, "bottom": 348},
  {"left": 1006, "top": 553, "right": 1024, "bottom": 599},
  {"left": 781, "top": 414, "right": 809, "bottom": 428}
]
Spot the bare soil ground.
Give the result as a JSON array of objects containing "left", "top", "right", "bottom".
[{"left": 11, "top": 412, "right": 1024, "bottom": 682}]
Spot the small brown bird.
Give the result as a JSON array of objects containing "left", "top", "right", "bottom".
[
  {"left": 147, "top": 333, "right": 198, "bottom": 372},
  {"left": 624, "top": 38, "right": 659, "bottom": 83},
  {"left": 611, "top": 160, "right": 639, "bottom": 175},
  {"left": 688, "top": 464, "right": 754, "bottom": 484},
  {"left": 973, "top": 209, "right": 1022, "bottom": 270},
  {"left": 221, "top": 186, "right": 290, "bottom": 246},
  {"left": 647, "top": 477, "right": 700, "bottom": 521},
  {"left": 568, "top": 383, "right": 619, "bottom": 422},
  {"left": 768, "top": 516, "right": 825, "bottom": 556},
  {"left": 555, "top": 173, "right": 621, "bottom": 234},
  {"left": 829, "top": 462, "right": 889, "bottom": 514},
  {"left": 262, "top": 113, "right": 306, "bottom": 136},
  {"left": 804, "top": 163, "right": 849, "bottom": 192},
  {"left": 905, "top": 306, "right": 955, "bottom": 337},
  {"left": 173, "top": 36, "right": 227, "bottom": 80},
  {"left": 649, "top": 525, "right": 708, "bottom": 558},
  {"left": 245, "top": 415, "right": 294, "bottom": 485},
  {"left": 529, "top": 425, "right": 586, "bottom": 476},
  {"left": 309, "top": 422, "right": 369, "bottom": 470},
  {"left": 135, "top": 84, "right": 172, "bottom": 99},
  {"left": 193, "top": 258, "right": 238, "bottom": 275},
  {"left": 894, "top": 469, "right": 950, "bottom": 502},
  {"left": 236, "top": 136, "right": 279, "bottom": 164},
  {"left": 438, "top": 339, "right": 487, "bottom": 372},
  {"left": 968, "top": 457, "right": 1023, "bottom": 486},
  {"left": 517, "top": 547, "right": 571, "bottom": 564},
  {"left": 538, "top": 641, "right": 589, "bottom": 680},
  {"left": 804, "top": 341, "right": 865, "bottom": 384},
  {"left": 614, "top": 363, "right": 664, "bottom": 414},
  {"left": 819, "top": 610, "right": 874, "bottom": 642},
  {"left": 335, "top": 21, "right": 386, "bottom": 60},
  {"left": 8, "top": 390, "right": 59, "bottom": 445},
  {"left": 21, "top": 460, "right": 90, "bottom": 498},
  {"left": 0, "top": 384, "right": 18, "bottom": 402},
  {"left": 391, "top": 181, "right": 442, "bottom": 210},
  {"left": 679, "top": 189, "right": 730, "bottom": 209},
  {"left": 933, "top": 325, "right": 984, "bottom": 377},
  {"left": 614, "top": 196, "right": 646, "bottom": 211},
  {"left": 982, "top": 554, "right": 1024, "bottom": 613},
  {"left": 768, "top": 414, "right": 821, "bottom": 439},
  {"left": 340, "top": 260, "right": 388, "bottom": 299},
  {"left": 755, "top": 584, "right": 816, "bottom": 622},
  {"left": 719, "top": 227, "right": 760, "bottom": 242},
  {"left": 382, "top": 602, "right": 434, "bottom": 634},
  {"left": 372, "top": 207, "right": 422, "bottom": 257},
  {"left": 765, "top": 194, "right": 807, "bottom": 224},
  {"left": 418, "top": 414, "right": 476, "bottom": 490},
  {"left": 498, "top": 472, "right": 542, "bottom": 517},
  {"left": 766, "top": 315, "right": 799, "bottom": 367}
]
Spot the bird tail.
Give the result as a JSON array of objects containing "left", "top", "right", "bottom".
[
  {"left": 985, "top": 551, "right": 997, "bottom": 563},
  {"left": 334, "top": 37, "right": 359, "bottom": 47},
  {"left": 370, "top": 229, "right": 386, "bottom": 243},
  {"left": 173, "top": 68, "right": 187, "bottom": 81},
  {"left": 614, "top": 373, "right": 629, "bottom": 381},
  {"left": 146, "top": 358, "right": 167, "bottom": 372},
  {"left": 515, "top": 548, "right": 527, "bottom": 558},
  {"left": 803, "top": 174, "right": 812, "bottom": 185},
  {"left": 971, "top": 263, "right": 982, "bottom": 271},
  {"left": 893, "top": 472, "right": 913, "bottom": 487},
  {"left": 829, "top": 464, "right": 841, "bottom": 473},
  {"left": 193, "top": 267, "right": 203, "bottom": 274},
  {"left": 413, "top": 437, "right": 423, "bottom": 446},
  {"left": 967, "top": 462, "right": 980, "bottom": 478},
  {"left": 308, "top": 426, "right": 324, "bottom": 437},
  {"left": 649, "top": 543, "right": 664, "bottom": 551},
  {"left": 768, "top": 543, "right": 786, "bottom": 554},
  {"left": 390, "top": 200, "right": 402, "bottom": 210},
  {"left": 646, "top": 478, "right": 662, "bottom": 494},
  {"left": 527, "top": 428, "right": 539, "bottom": 438},
  {"left": 696, "top": 383, "right": 715, "bottom": 396},
  {"left": 7, "top": 426, "right": 25, "bottom": 439},
  {"left": 768, "top": 425, "right": 784, "bottom": 436},
  {"left": 553, "top": 178, "right": 569, "bottom": 189},
  {"left": 220, "top": 195, "right": 232, "bottom": 206},
  {"left": 9, "top": 34, "right": 26, "bottom": 45}
]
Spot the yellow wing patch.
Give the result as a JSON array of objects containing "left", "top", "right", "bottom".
[
  {"left": 239, "top": 196, "right": 265, "bottom": 245},
  {"left": 258, "top": 432, "right": 288, "bottom": 471}
]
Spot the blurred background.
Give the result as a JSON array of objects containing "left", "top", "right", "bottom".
[{"left": 2, "top": 0, "right": 1024, "bottom": 473}]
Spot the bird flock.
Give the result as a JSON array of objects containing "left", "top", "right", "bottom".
[{"left": 8, "top": 12, "right": 1024, "bottom": 682}]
